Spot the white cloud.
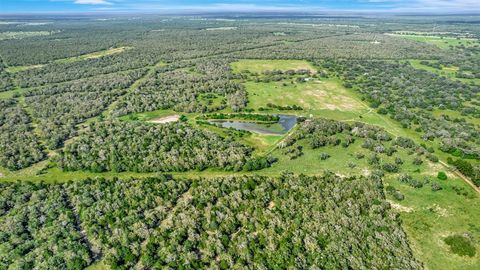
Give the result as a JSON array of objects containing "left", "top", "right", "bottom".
[{"left": 74, "top": 0, "right": 112, "bottom": 5}]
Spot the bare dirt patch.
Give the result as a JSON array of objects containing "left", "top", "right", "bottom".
[
  {"left": 148, "top": 115, "right": 180, "bottom": 124},
  {"left": 427, "top": 204, "right": 449, "bottom": 217},
  {"left": 387, "top": 200, "right": 414, "bottom": 213}
]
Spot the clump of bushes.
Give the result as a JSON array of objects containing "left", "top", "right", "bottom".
[
  {"left": 386, "top": 186, "right": 404, "bottom": 201},
  {"left": 437, "top": 171, "right": 448, "bottom": 180},
  {"left": 431, "top": 182, "right": 442, "bottom": 192},
  {"left": 444, "top": 233, "right": 476, "bottom": 257},
  {"left": 320, "top": 152, "right": 330, "bottom": 160}
]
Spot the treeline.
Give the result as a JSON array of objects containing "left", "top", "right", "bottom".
[
  {"left": 448, "top": 157, "right": 480, "bottom": 186},
  {"left": 234, "top": 33, "right": 443, "bottom": 60},
  {"left": 0, "top": 173, "right": 421, "bottom": 269},
  {"left": 0, "top": 99, "right": 46, "bottom": 170},
  {"left": 240, "top": 68, "right": 316, "bottom": 83},
  {"left": 0, "top": 58, "right": 14, "bottom": 92},
  {"left": 261, "top": 103, "right": 303, "bottom": 111},
  {"left": 199, "top": 113, "right": 280, "bottom": 122},
  {"left": 58, "top": 121, "right": 253, "bottom": 172}
]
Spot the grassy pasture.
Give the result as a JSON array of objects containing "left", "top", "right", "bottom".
[
  {"left": 244, "top": 79, "right": 365, "bottom": 115},
  {"left": 5, "top": 64, "right": 46, "bottom": 73},
  {"left": 388, "top": 34, "right": 479, "bottom": 49},
  {"left": 242, "top": 77, "right": 410, "bottom": 138},
  {"left": 0, "top": 87, "right": 31, "bottom": 99},
  {"left": 385, "top": 173, "right": 480, "bottom": 270},
  {"left": 231, "top": 59, "right": 317, "bottom": 74},
  {"left": 431, "top": 109, "right": 480, "bottom": 127}
]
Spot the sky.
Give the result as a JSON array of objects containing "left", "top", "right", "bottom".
[{"left": 1, "top": 0, "right": 479, "bottom": 14}]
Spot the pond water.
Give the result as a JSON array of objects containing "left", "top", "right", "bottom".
[{"left": 211, "top": 115, "right": 297, "bottom": 135}]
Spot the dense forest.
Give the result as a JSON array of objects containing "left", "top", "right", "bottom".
[
  {"left": 0, "top": 173, "right": 421, "bottom": 269},
  {"left": 0, "top": 99, "right": 46, "bottom": 170},
  {"left": 24, "top": 69, "right": 146, "bottom": 149},
  {"left": 58, "top": 121, "right": 253, "bottom": 172}
]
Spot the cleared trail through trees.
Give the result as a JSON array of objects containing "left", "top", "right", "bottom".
[
  {"left": 103, "top": 61, "right": 166, "bottom": 118},
  {"left": 60, "top": 186, "right": 100, "bottom": 263},
  {"left": 133, "top": 187, "right": 193, "bottom": 270}
]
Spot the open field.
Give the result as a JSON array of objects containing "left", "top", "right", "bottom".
[
  {"left": 244, "top": 79, "right": 365, "bottom": 114},
  {"left": 387, "top": 33, "right": 479, "bottom": 49},
  {"left": 5, "top": 64, "right": 46, "bottom": 73},
  {"left": 231, "top": 59, "right": 317, "bottom": 74},
  {"left": 5, "top": 47, "right": 132, "bottom": 73}
]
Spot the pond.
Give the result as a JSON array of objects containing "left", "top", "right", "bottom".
[{"left": 211, "top": 114, "right": 297, "bottom": 135}]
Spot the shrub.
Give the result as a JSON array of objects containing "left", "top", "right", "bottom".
[
  {"left": 395, "top": 157, "right": 404, "bottom": 165},
  {"left": 413, "top": 157, "right": 423, "bottom": 166},
  {"left": 393, "top": 191, "right": 405, "bottom": 201},
  {"left": 320, "top": 152, "right": 330, "bottom": 160},
  {"left": 444, "top": 234, "right": 476, "bottom": 257},
  {"left": 431, "top": 182, "right": 442, "bottom": 191},
  {"left": 382, "top": 163, "right": 399, "bottom": 173},
  {"left": 437, "top": 171, "right": 448, "bottom": 180},
  {"left": 409, "top": 180, "right": 424, "bottom": 189},
  {"left": 427, "top": 154, "right": 439, "bottom": 163}
]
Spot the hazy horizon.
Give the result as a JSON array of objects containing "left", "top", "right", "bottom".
[{"left": 1, "top": 0, "right": 480, "bottom": 15}]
